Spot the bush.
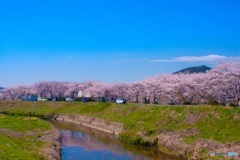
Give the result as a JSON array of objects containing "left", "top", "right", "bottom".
[
  {"left": 191, "top": 102, "right": 198, "bottom": 105},
  {"left": 168, "top": 102, "right": 175, "bottom": 105},
  {"left": 74, "top": 98, "right": 81, "bottom": 101},
  {"left": 219, "top": 101, "right": 226, "bottom": 106},
  {"left": 183, "top": 101, "right": 192, "bottom": 105},
  {"left": 208, "top": 99, "right": 219, "bottom": 105},
  {"left": 58, "top": 98, "right": 65, "bottom": 101},
  {"left": 119, "top": 131, "right": 157, "bottom": 147},
  {"left": 228, "top": 102, "right": 237, "bottom": 107}
]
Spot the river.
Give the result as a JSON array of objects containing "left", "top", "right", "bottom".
[{"left": 49, "top": 120, "right": 184, "bottom": 160}]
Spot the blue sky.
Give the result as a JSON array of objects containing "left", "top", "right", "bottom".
[{"left": 0, "top": 0, "right": 240, "bottom": 87}]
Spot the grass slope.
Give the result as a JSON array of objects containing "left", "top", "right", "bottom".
[
  {"left": 0, "top": 114, "right": 56, "bottom": 160},
  {"left": 0, "top": 101, "right": 239, "bottom": 157}
]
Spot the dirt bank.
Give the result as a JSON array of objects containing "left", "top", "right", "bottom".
[
  {"left": 157, "top": 129, "right": 240, "bottom": 159},
  {"left": 40, "top": 128, "right": 62, "bottom": 160},
  {"left": 55, "top": 114, "right": 123, "bottom": 136}
]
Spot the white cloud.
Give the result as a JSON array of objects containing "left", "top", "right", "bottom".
[{"left": 149, "top": 54, "right": 239, "bottom": 63}]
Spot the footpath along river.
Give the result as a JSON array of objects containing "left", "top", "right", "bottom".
[{"left": 48, "top": 120, "right": 185, "bottom": 160}]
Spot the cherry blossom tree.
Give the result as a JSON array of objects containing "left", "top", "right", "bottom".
[
  {"left": 111, "top": 82, "right": 128, "bottom": 99},
  {"left": 129, "top": 82, "right": 145, "bottom": 103},
  {"left": 1, "top": 61, "right": 239, "bottom": 106},
  {"left": 143, "top": 75, "right": 166, "bottom": 104},
  {"left": 84, "top": 81, "right": 107, "bottom": 101},
  {"left": 212, "top": 61, "right": 240, "bottom": 105},
  {"left": 34, "top": 81, "right": 67, "bottom": 99},
  {"left": 166, "top": 73, "right": 197, "bottom": 104},
  {"left": 64, "top": 82, "right": 80, "bottom": 99}
]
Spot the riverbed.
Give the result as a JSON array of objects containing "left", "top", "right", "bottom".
[{"left": 48, "top": 120, "right": 184, "bottom": 160}]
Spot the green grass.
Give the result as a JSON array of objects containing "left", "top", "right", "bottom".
[
  {"left": 0, "top": 114, "right": 54, "bottom": 160},
  {"left": 0, "top": 115, "right": 51, "bottom": 132},
  {"left": 0, "top": 101, "right": 240, "bottom": 146},
  {"left": 185, "top": 136, "right": 198, "bottom": 144},
  {"left": 0, "top": 133, "right": 40, "bottom": 160}
]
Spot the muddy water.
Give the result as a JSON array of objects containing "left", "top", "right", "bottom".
[{"left": 49, "top": 120, "right": 184, "bottom": 160}]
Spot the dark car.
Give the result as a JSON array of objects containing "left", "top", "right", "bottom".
[
  {"left": 82, "top": 97, "right": 88, "bottom": 102},
  {"left": 109, "top": 97, "right": 115, "bottom": 102},
  {"left": 99, "top": 97, "right": 106, "bottom": 102},
  {"left": 29, "top": 96, "right": 37, "bottom": 101}
]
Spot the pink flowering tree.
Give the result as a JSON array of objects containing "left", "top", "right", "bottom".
[
  {"left": 143, "top": 75, "right": 166, "bottom": 104},
  {"left": 128, "top": 82, "right": 145, "bottom": 103},
  {"left": 212, "top": 61, "right": 240, "bottom": 105}
]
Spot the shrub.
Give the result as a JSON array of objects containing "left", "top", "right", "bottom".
[
  {"left": 183, "top": 101, "right": 192, "bottom": 105},
  {"left": 228, "top": 102, "right": 237, "bottom": 107},
  {"left": 191, "top": 102, "right": 198, "bottom": 105},
  {"left": 119, "top": 131, "right": 157, "bottom": 147},
  {"left": 59, "top": 98, "right": 65, "bottom": 101},
  {"left": 219, "top": 101, "right": 226, "bottom": 106},
  {"left": 74, "top": 98, "right": 81, "bottom": 101},
  {"left": 208, "top": 99, "right": 219, "bottom": 105},
  {"left": 168, "top": 102, "right": 175, "bottom": 105}
]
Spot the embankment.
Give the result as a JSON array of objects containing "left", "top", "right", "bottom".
[
  {"left": 55, "top": 114, "right": 123, "bottom": 135},
  {"left": 0, "top": 114, "right": 61, "bottom": 160},
  {"left": 40, "top": 127, "right": 61, "bottom": 160},
  {"left": 0, "top": 101, "right": 239, "bottom": 159}
]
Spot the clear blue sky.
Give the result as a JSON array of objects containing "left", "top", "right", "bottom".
[{"left": 1, "top": 0, "right": 240, "bottom": 87}]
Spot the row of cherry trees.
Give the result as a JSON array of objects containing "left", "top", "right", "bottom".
[{"left": 1, "top": 61, "right": 239, "bottom": 105}]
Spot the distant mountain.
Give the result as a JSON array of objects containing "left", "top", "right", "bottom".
[
  {"left": 0, "top": 87, "right": 4, "bottom": 90},
  {"left": 173, "top": 65, "right": 211, "bottom": 74}
]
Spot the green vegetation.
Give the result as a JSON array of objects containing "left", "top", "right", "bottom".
[
  {"left": 0, "top": 115, "right": 51, "bottom": 132},
  {"left": 0, "top": 114, "right": 56, "bottom": 160},
  {"left": 0, "top": 101, "right": 239, "bottom": 158}
]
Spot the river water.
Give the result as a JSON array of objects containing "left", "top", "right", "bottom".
[{"left": 49, "top": 120, "right": 184, "bottom": 160}]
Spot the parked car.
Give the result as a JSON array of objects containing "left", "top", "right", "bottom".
[
  {"left": 21, "top": 96, "right": 28, "bottom": 101},
  {"left": 116, "top": 98, "right": 126, "bottom": 104},
  {"left": 99, "top": 97, "right": 106, "bottom": 102},
  {"left": 82, "top": 97, "right": 88, "bottom": 102},
  {"left": 65, "top": 98, "right": 74, "bottom": 102},
  {"left": 29, "top": 96, "right": 37, "bottom": 101},
  {"left": 109, "top": 97, "right": 115, "bottom": 102},
  {"left": 52, "top": 98, "right": 57, "bottom": 102},
  {"left": 37, "top": 98, "right": 47, "bottom": 101}
]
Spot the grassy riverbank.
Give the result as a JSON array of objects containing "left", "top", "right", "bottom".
[
  {"left": 0, "top": 101, "right": 239, "bottom": 159},
  {"left": 0, "top": 114, "right": 61, "bottom": 160}
]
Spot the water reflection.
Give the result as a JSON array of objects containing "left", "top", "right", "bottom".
[
  {"left": 61, "top": 130, "right": 151, "bottom": 160},
  {"left": 49, "top": 121, "right": 184, "bottom": 160}
]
